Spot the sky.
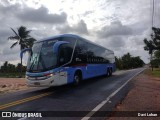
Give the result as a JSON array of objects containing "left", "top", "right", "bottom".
[{"left": 0, "top": 0, "right": 160, "bottom": 66}]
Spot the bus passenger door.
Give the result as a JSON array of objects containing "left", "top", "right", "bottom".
[
  {"left": 58, "top": 67, "right": 68, "bottom": 85},
  {"left": 58, "top": 45, "right": 72, "bottom": 84}
]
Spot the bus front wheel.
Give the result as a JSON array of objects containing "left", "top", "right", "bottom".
[{"left": 73, "top": 72, "right": 81, "bottom": 85}]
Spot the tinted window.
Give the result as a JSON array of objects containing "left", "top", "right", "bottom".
[
  {"left": 27, "top": 40, "right": 57, "bottom": 72},
  {"left": 58, "top": 37, "right": 76, "bottom": 66},
  {"left": 59, "top": 44, "right": 73, "bottom": 66},
  {"left": 74, "top": 38, "right": 111, "bottom": 64},
  {"left": 73, "top": 39, "right": 88, "bottom": 63}
]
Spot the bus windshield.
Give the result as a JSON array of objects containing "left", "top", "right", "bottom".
[{"left": 27, "top": 40, "right": 57, "bottom": 72}]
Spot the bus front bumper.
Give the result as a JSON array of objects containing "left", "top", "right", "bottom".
[
  {"left": 26, "top": 74, "right": 65, "bottom": 87},
  {"left": 26, "top": 76, "right": 55, "bottom": 87}
]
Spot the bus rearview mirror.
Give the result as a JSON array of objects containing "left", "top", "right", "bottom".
[
  {"left": 53, "top": 41, "right": 69, "bottom": 55},
  {"left": 20, "top": 48, "right": 32, "bottom": 59}
]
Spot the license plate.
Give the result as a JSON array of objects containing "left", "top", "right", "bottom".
[{"left": 34, "top": 82, "right": 40, "bottom": 85}]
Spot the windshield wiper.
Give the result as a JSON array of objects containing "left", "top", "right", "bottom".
[
  {"left": 37, "top": 54, "right": 46, "bottom": 70},
  {"left": 29, "top": 55, "right": 39, "bottom": 71}
]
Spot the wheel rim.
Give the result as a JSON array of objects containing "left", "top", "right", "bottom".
[
  {"left": 107, "top": 69, "right": 110, "bottom": 76},
  {"left": 74, "top": 75, "right": 80, "bottom": 85}
]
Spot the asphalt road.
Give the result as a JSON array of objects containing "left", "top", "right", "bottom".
[{"left": 0, "top": 68, "right": 145, "bottom": 120}]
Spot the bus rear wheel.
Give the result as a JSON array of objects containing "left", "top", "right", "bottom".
[
  {"left": 108, "top": 68, "right": 112, "bottom": 76},
  {"left": 106, "top": 68, "right": 110, "bottom": 77},
  {"left": 106, "top": 68, "right": 112, "bottom": 77},
  {"left": 73, "top": 72, "right": 81, "bottom": 85}
]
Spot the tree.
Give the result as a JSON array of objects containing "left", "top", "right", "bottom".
[
  {"left": 8, "top": 63, "right": 16, "bottom": 73},
  {"left": 151, "top": 50, "right": 160, "bottom": 68},
  {"left": 151, "top": 27, "right": 160, "bottom": 50},
  {"left": 154, "top": 50, "right": 160, "bottom": 59},
  {"left": 121, "top": 53, "right": 132, "bottom": 69},
  {"left": 143, "top": 27, "right": 160, "bottom": 70},
  {"left": 143, "top": 27, "right": 160, "bottom": 53},
  {"left": 131, "top": 56, "right": 144, "bottom": 68},
  {"left": 115, "top": 57, "right": 123, "bottom": 70},
  {"left": 115, "top": 53, "right": 144, "bottom": 70},
  {"left": 0, "top": 61, "right": 8, "bottom": 73},
  {"left": 0, "top": 61, "right": 26, "bottom": 76},
  {"left": 8, "top": 26, "right": 36, "bottom": 76},
  {"left": 150, "top": 59, "right": 160, "bottom": 68}
]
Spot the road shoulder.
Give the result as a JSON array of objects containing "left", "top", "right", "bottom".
[
  {"left": 108, "top": 69, "right": 160, "bottom": 120},
  {"left": 0, "top": 78, "right": 30, "bottom": 95}
]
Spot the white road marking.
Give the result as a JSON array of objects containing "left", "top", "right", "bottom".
[
  {"left": 81, "top": 68, "right": 145, "bottom": 120},
  {"left": 18, "top": 117, "right": 27, "bottom": 120}
]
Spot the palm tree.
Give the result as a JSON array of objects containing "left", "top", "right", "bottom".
[{"left": 8, "top": 26, "right": 36, "bottom": 76}]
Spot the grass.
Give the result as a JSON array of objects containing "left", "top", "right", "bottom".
[
  {"left": 144, "top": 68, "right": 160, "bottom": 78},
  {"left": 0, "top": 72, "right": 25, "bottom": 78}
]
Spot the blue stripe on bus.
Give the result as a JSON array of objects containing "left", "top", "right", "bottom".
[
  {"left": 62, "top": 63, "right": 115, "bottom": 83},
  {"left": 26, "top": 63, "right": 115, "bottom": 84}
]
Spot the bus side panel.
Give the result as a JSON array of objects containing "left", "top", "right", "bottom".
[
  {"left": 86, "top": 64, "right": 107, "bottom": 77},
  {"left": 65, "top": 66, "right": 87, "bottom": 83},
  {"left": 64, "top": 63, "right": 116, "bottom": 84},
  {"left": 66, "top": 67, "right": 75, "bottom": 84},
  {"left": 85, "top": 63, "right": 115, "bottom": 79}
]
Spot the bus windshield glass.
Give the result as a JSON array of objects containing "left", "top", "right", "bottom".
[{"left": 27, "top": 40, "right": 57, "bottom": 72}]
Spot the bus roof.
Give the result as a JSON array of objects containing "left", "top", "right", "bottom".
[
  {"left": 35, "top": 34, "right": 79, "bottom": 43},
  {"left": 35, "top": 34, "right": 114, "bottom": 53}
]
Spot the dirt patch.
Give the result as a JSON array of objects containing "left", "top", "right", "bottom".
[
  {"left": 108, "top": 71, "right": 160, "bottom": 120},
  {"left": 0, "top": 78, "right": 30, "bottom": 94}
]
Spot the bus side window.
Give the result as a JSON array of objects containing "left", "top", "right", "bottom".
[{"left": 74, "top": 40, "right": 87, "bottom": 63}]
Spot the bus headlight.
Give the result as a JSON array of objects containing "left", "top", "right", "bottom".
[
  {"left": 26, "top": 73, "right": 53, "bottom": 81},
  {"left": 43, "top": 73, "right": 53, "bottom": 77}
]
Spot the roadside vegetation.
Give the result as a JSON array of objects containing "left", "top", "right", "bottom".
[
  {"left": 0, "top": 61, "right": 26, "bottom": 78},
  {"left": 143, "top": 27, "right": 160, "bottom": 70},
  {"left": 115, "top": 53, "right": 144, "bottom": 70},
  {"left": 8, "top": 26, "right": 36, "bottom": 77},
  {"left": 0, "top": 72, "right": 25, "bottom": 78},
  {"left": 144, "top": 68, "right": 160, "bottom": 78},
  {"left": 0, "top": 25, "right": 36, "bottom": 78}
]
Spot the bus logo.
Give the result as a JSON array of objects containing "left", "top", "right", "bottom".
[{"left": 2, "top": 112, "right": 11, "bottom": 117}]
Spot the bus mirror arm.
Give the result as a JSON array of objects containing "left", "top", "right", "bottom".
[
  {"left": 53, "top": 41, "right": 69, "bottom": 55},
  {"left": 20, "top": 48, "right": 32, "bottom": 59}
]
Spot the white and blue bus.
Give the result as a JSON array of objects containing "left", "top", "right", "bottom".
[{"left": 21, "top": 34, "right": 116, "bottom": 87}]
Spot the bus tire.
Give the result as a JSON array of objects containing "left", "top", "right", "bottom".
[
  {"left": 106, "top": 68, "right": 110, "bottom": 77},
  {"left": 73, "top": 71, "right": 81, "bottom": 85},
  {"left": 109, "top": 68, "right": 112, "bottom": 76}
]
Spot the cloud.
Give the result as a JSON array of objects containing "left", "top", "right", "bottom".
[
  {"left": 56, "top": 20, "right": 89, "bottom": 35},
  {"left": 108, "top": 36, "right": 125, "bottom": 48},
  {"left": 0, "top": 3, "right": 67, "bottom": 24},
  {"left": 82, "top": 11, "right": 94, "bottom": 17},
  {"left": 97, "top": 20, "right": 132, "bottom": 38},
  {"left": 0, "top": 3, "right": 20, "bottom": 15},
  {"left": 0, "top": 0, "right": 159, "bottom": 65},
  {"left": 96, "top": 35, "right": 126, "bottom": 52},
  {"left": 0, "top": 43, "right": 20, "bottom": 65},
  {"left": 2, "top": 43, "right": 19, "bottom": 55},
  {"left": 17, "top": 6, "right": 67, "bottom": 24},
  {"left": 0, "top": 29, "right": 12, "bottom": 44},
  {"left": 94, "top": 20, "right": 133, "bottom": 52}
]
